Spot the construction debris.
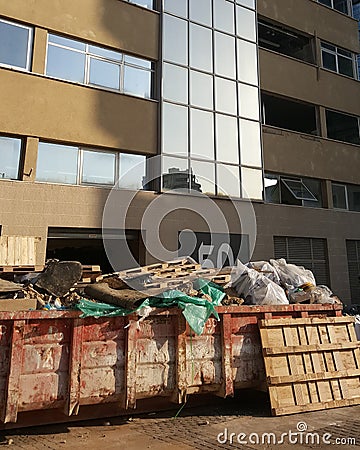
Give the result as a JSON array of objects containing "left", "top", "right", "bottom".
[{"left": 0, "top": 257, "right": 342, "bottom": 317}]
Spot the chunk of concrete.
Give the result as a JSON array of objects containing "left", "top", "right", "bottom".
[{"left": 35, "top": 261, "right": 82, "bottom": 297}]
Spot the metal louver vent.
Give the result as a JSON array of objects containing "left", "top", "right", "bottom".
[
  {"left": 274, "top": 236, "right": 330, "bottom": 287},
  {"left": 346, "top": 240, "right": 360, "bottom": 303}
]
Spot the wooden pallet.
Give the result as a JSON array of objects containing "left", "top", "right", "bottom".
[
  {"left": 0, "top": 236, "right": 40, "bottom": 266},
  {"left": 259, "top": 316, "right": 360, "bottom": 416},
  {"left": 0, "top": 265, "right": 44, "bottom": 273}
]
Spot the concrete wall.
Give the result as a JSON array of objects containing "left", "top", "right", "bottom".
[
  {"left": 262, "top": 127, "right": 360, "bottom": 184},
  {"left": 258, "top": 0, "right": 360, "bottom": 53}
]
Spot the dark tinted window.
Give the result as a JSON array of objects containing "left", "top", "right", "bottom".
[{"left": 326, "top": 110, "right": 360, "bottom": 144}]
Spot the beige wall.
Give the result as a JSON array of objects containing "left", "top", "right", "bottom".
[
  {"left": 0, "top": 69, "right": 158, "bottom": 155},
  {"left": 260, "top": 49, "right": 360, "bottom": 117},
  {"left": 0, "top": 181, "right": 358, "bottom": 303},
  {"left": 262, "top": 126, "right": 360, "bottom": 184},
  {"left": 0, "top": 0, "right": 159, "bottom": 60},
  {"left": 258, "top": 0, "right": 360, "bottom": 53}
]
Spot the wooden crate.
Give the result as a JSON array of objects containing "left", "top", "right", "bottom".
[
  {"left": 0, "top": 236, "right": 39, "bottom": 267},
  {"left": 259, "top": 316, "right": 360, "bottom": 416}
]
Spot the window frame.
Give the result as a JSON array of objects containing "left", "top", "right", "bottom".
[
  {"left": 0, "top": 135, "right": 23, "bottom": 181},
  {"left": 325, "top": 109, "right": 360, "bottom": 145},
  {"left": 0, "top": 18, "right": 33, "bottom": 71},
  {"left": 36, "top": 141, "right": 148, "bottom": 189},
  {"left": 46, "top": 33, "right": 155, "bottom": 99},
  {"left": 332, "top": 182, "right": 360, "bottom": 212},
  {"left": 320, "top": 41, "right": 357, "bottom": 79},
  {"left": 317, "top": 0, "right": 352, "bottom": 16},
  {"left": 264, "top": 173, "right": 323, "bottom": 207}
]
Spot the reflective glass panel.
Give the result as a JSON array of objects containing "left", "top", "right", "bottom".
[
  {"left": 338, "top": 56, "right": 354, "bottom": 77},
  {"left": 332, "top": 184, "right": 347, "bottom": 209},
  {"left": 236, "top": 6, "right": 256, "bottom": 41},
  {"left": 190, "top": 109, "right": 215, "bottom": 160},
  {"left": 190, "top": 160, "right": 215, "bottom": 195},
  {"left": 347, "top": 184, "right": 360, "bottom": 212},
  {"left": 0, "top": 136, "right": 21, "bottom": 180},
  {"left": 241, "top": 167, "right": 263, "bottom": 199},
  {"left": 190, "top": 70, "right": 213, "bottom": 109},
  {"left": 89, "top": 58, "right": 120, "bottom": 90},
  {"left": 163, "top": 15, "right": 188, "bottom": 65},
  {"left": 216, "top": 114, "right": 239, "bottom": 164},
  {"left": 162, "top": 156, "right": 189, "bottom": 191},
  {"left": 238, "top": 83, "right": 259, "bottom": 120},
  {"left": 239, "top": 119, "right": 262, "bottom": 167},
  {"left": 214, "top": 0, "right": 235, "bottom": 34},
  {"left": 237, "top": 40, "right": 258, "bottom": 85},
  {"left": 82, "top": 151, "right": 116, "bottom": 185},
  {"left": 119, "top": 153, "right": 146, "bottom": 190},
  {"left": 162, "top": 103, "right": 188, "bottom": 156},
  {"left": 215, "top": 77, "right": 237, "bottom": 115},
  {"left": 124, "top": 66, "right": 151, "bottom": 98},
  {"left": 0, "top": 20, "right": 31, "bottom": 69},
  {"left": 264, "top": 174, "right": 280, "bottom": 203},
  {"left": 46, "top": 45, "right": 86, "bottom": 83},
  {"left": 89, "top": 45, "right": 122, "bottom": 61},
  {"left": 217, "top": 164, "right": 241, "bottom": 197},
  {"left": 190, "top": 24, "right": 213, "bottom": 72},
  {"left": 236, "top": 0, "right": 255, "bottom": 9},
  {"left": 130, "top": 0, "right": 154, "bottom": 9},
  {"left": 189, "top": 0, "right": 212, "bottom": 26},
  {"left": 124, "top": 55, "right": 152, "bottom": 69},
  {"left": 36, "top": 142, "right": 78, "bottom": 184},
  {"left": 48, "top": 34, "right": 85, "bottom": 51},
  {"left": 322, "top": 51, "right": 337, "bottom": 71},
  {"left": 164, "top": 0, "right": 188, "bottom": 18},
  {"left": 214, "top": 32, "right": 236, "bottom": 78},
  {"left": 163, "top": 63, "right": 188, "bottom": 104}
]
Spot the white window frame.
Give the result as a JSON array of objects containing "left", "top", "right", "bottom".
[
  {"left": 78, "top": 148, "right": 119, "bottom": 186},
  {"left": 317, "top": 0, "right": 352, "bottom": 16},
  {"left": 125, "top": 0, "right": 154, "bottom": 9},
  {"left": 320, "top": 41, "right": 357, "bottom": 79},
  {"left": 0, "top": 18, "right": 33, "bottom": 71},
  {"left": 281, "top": 178, "right": 318, "bottom": 202},
  {"left": 332, "top": 183, "right": 349, "bottom": 210},
  {"left": 46, "top": 34, "right": 154, "bottom": 98}
]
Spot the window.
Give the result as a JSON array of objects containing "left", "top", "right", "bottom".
[
  {"left": 127, "top": 0, "right": 154, "bottom": 8},
  {"left": 274, "top": 236, "right": 330, "bottom": 286},
  {"left": 317, "top": 0, "right": 351, "bottom": 15},
  {"left": 265, "top": 173, "right": 323, "bottom": 208},
  {"left": 346, "top": 240, "right": 360, "bottom": 303},
  {"left": 325, "top": 110, "right": 360, "bottom": 144},
  {"left": 0, "top": 19, "right": 32, "bottom": 70},
  {"left": 0, "top": 136, "right": 22, "bottom": 180},
  {"left": 36, "top": 142, "right": 146, "bottom": 189},
  {"left": 321, "top": 42, "right": 356, "bottom": 78},
  {"left": 262, "top": 93, "right": 319, "bottom": 135},
  {"left": 258, "top": 19, "right": 314, "bottom": 64},
  {"left": 46, "top": 34, "right": 154, "bottom": 98},
  {"left": 332, "top": 182, "right": 360, "bottom": 211}
]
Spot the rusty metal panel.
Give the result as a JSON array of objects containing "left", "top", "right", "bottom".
[
  {"left": 135, "top": 314, "right": 177, "bottom": 399},
  {"left": 80, "top": 317, "right": 126, "bottom": 407}
]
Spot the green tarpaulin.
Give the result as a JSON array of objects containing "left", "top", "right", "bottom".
[{"left": 76, "top": 279, "right": 225, "bottom": 335}]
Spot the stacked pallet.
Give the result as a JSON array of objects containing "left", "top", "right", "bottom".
[{"left": 259, "top": 316, "right": 360, "bottom": 416}]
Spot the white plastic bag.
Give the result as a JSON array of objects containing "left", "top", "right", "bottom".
[
  {"left": 270, "top": 258, "right": 316, "bottom": 290},
  {"left": 246, "top": 261, "right": 281, "bottom": 284},
  {"left": 228, "top": 261, "right": 289, "bottom": 305}
]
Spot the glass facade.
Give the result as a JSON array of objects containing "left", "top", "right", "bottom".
[{"left": 161, "top": 0, "right": 263, "bottom": 199}]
